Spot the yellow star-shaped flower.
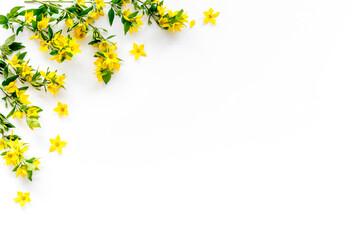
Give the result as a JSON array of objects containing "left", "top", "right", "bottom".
[
  {"left": 14, "top": 192, "right": 31, "bottom": 207},
  {"left": 24, "top": 11, "right": 35, "bottom": 23},
  {"left": 53, "top": 102, "right": 68, "bottom": 116},
  {"left": 203, "top": 8, "right": 220, "bottom": 25},
  {"left": 49, "top": 135, "right": 67, "bottom": 154},
  {"left": 129, "top": 43, "right": 147, "bottom": 60}
]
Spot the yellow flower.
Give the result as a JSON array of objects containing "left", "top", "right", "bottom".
[
  {"left": 56, "top": 75, "right": 67, "bottom": 85},
  {"left": 29, "top": 34, "right": 41, "bottom": 40},
  {"left": 5, "top": 81, "right": 18, "bottom": 93},
  {"left": 12, "top": 111, "right": 24, "bottom": 119},
  {"left": 4, "top": 149, "right": 19, "bottom": 166},
  {"left": 74, "top": 24, "right": 87, "bottom": 40},
  {"left": 47, "top": 83, "right": 60, "bottom": 96},
  {"left": 77, "top": 0, "right": 86, "bottom": 6},
  {"left": 89, "top": 10, "right": 104, "bottom": 20},
  {"left": 17, "top": 90, "right": 31, "bottom": 105},
  {"left": 203, "top": 8, "right": 219, "bottom": 25},
  {"left": 14, "top": 192, "right": 31, "bottom": 207},
  {"left": 27, "top": 107, "right": 39, "bottom": 117},
  {"left": 39, "top": 40, "right": 48, "bottom": 52},
  {"left": 65, "top": 18, "right": 74, "bottom": 29},
  {"left": 122, "top": 9, "right": 131, "bottom": 21},
  {"left": 0, "top": 139, "right": 7, "bottom": 151},
  {"left": 49, "top": 50, "right": 71, "bottom": 63},
  {"left": 99, "top": 41, "right": 110, "bottom": 52},
  {"left": 25, "top": 11, "right": 35, "bottom": 23},
  {"left": 53, "top": 102, "right": 68, "bottom": 116},
  {"left": 190, "top": 20, "right": 195, "bottom": 28},
  {"left": 96, "top": 71, "right": 103, "bottom": 82},
  {"left": 6, "top": 55, "right": 22, "bottom": 68},
  {"left": 49, "top": 135, "right": 67, "bottom": 154},
  {"left": 67, "top": 38, "right": 81, "bottom": 56},
  {"left": 16, "top": 165, "right": 27, "bottom": 178},
  {"left": 157, "top": 5, "right": 166, "bottom": 16},
  {"left": 37, "top": 17, "right": 50, "bottom": 30},
  {"left": 95, "top": 0, "right": 106, "bottom": 9},
  {"left": 33, "top": 159, "right": 41, "bottom": 170},
  {"left": 159, "top": 17, "right": 170, "bottom": 28},
  {"left": 129, "top": 43, "right": 147, "bottom": 60}
]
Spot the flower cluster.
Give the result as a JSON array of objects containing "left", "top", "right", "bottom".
[
  {"left": 121, "top": 8, "right": 144, "bottom": 35},
  {"left": 94, "top": 41, "right": 121, "bottom": 83},
  {"left": 0, "top": 0, "right": 220, "bottom": 207},
  {"left": 2, "top": 136, "right": 40, "bottom": 181},
  {"left": 31, "top": 31, "right": 81, "bottom": 63}
]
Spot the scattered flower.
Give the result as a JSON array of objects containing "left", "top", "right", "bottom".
[
  {"left": 24, "top": 11, "right": 35, "bottom": 23},
  {"left": 13, "top": 192, "right": 31, "bottom": 207},
  {"left": 53, "top": 102, "right": 68, "bottom": 116},
  {"left": 49, "top": 135, "right": 67, "bottom": 154},
  {"left": 203, "top": 8, "right": 220, "bottom": 25},
  {"left": 129, "top": 43, "right": 147, "bottom": 60}
]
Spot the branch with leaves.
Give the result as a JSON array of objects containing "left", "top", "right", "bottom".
[{"left": 0, "top": 0, "right": 189, "bottom": 84}]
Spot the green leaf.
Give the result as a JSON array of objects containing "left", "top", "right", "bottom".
[
  {"left": 48, "top": 26, "right": 53, "bottom": 39},
  {"left": 26, "top": 162, "right": 36, "bottom": 171},
  {"left": 10, "top": 6, "right": 24, "bottom": 16},
  {"left": 102, "top": 70, "right": 112, "bottom": 84},
  {"left": 18, "top": 52, "right": 27, "bottom": 60},
  {"left": 0, "top": 15, "right": 7, "bottom": 25},
  {"left": 9, "top": 42, "right": 25, "bottom": 51},
  {"left": 2, "top": 75, "right": 18, "bottom": 86},
  {"left": 124, "top": 21, "right": 130, "bottom": 35},
  {"left": 26, "top": 117, "right": 41, "bottom": 130},
  {"left": 27, "top": 171, "right": 33, "bottom": 181},
  {"left": 4, "top": 35, "right": 16, "bottom": 45},
  {"left": 79, "top": 6, "right": 93, "bottom": 16},
  {"left": 6, "top": 106, "right": 16, "bottom": 119},
  {"left": 128, "top": 11, "right": 139, "bottom": 19},
  {"left": 108, "top": 8, "right": 115, "bottom": 26}
]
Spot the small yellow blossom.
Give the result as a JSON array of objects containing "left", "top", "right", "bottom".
[
  {"left": 25, "top": 11, "right": 35, "bottom": 23},
  {"left": 95, "top": 0, "right": 106, "bottom": 9},
  {"left": 14, "top": 192, "right": 31, "bottom": 207},
  {"left": 5, "top": 81, "right": 18, "bottom": 93},
  {"left": 74, "top": 24, "right": 87, "bottom": 40},
  {"left": 203, "top": 8, "right": 220, "bottom": 25},
  {"left": 6, "top": 55, "right": 22, "bottom": 68},
  {"left": 0, "top": 139, "right": 7, "bottom": 151},
  {"left": 129, "top": 43, "right": 147, "bottom": 60},
  {"left": 27, "top": 107, "right": 39, "bottom": 117},
  {"left": 157, "top": 5, "right": 166, "bottom": 16},
  {"left": 99, "top": 41, "right": 110, "bottom": 52},
  {"left": 33, "top": 159, "right": 41, "bottom": 170},
  {"left": 17, "top": 90, "right": 31, "bottom": 105},
  {"left": 16, "top": 166, "right": 27, "bottom": 178},
  {"left": 77, "top": 0, "right": 86, "bottom": 6},
  {"left": 159, "top": 17, "right": 170, "bottom": 28},
  {"left": 49, "top": 135, "right": 67, "bottom": 154},
  {"left": 190, "top": 20, "right": 195, "bottom": 28},
  {"left": 47, "top": 83, "right": 60, "bottom": 96},
  {"left": 53, "top": 102, "right": 68, "bottom": 116},
  {"left": 39, "top": 40, "right": 48, "bottom": 52},
  {"left": 56, "top": 75, "right": 66, "bottom": 85},
  {"left": 29, "top": 34, "right": 41, "bottom": 40},
  {"left": 4, "top": 149, "right": 19, "bottom": 166},
  {"left": 37, "top": 17, "right": 50, "bottom": 30},
  {"left": 65, "top": 18, "right": 74, "bottom": 29},
  {"left": 12, "top": 111, "right": 24, "bottom": 119}
]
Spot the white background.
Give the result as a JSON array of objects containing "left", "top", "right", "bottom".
[{"left": 1, "top": 0, "right": 360, "bottom": 239}]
